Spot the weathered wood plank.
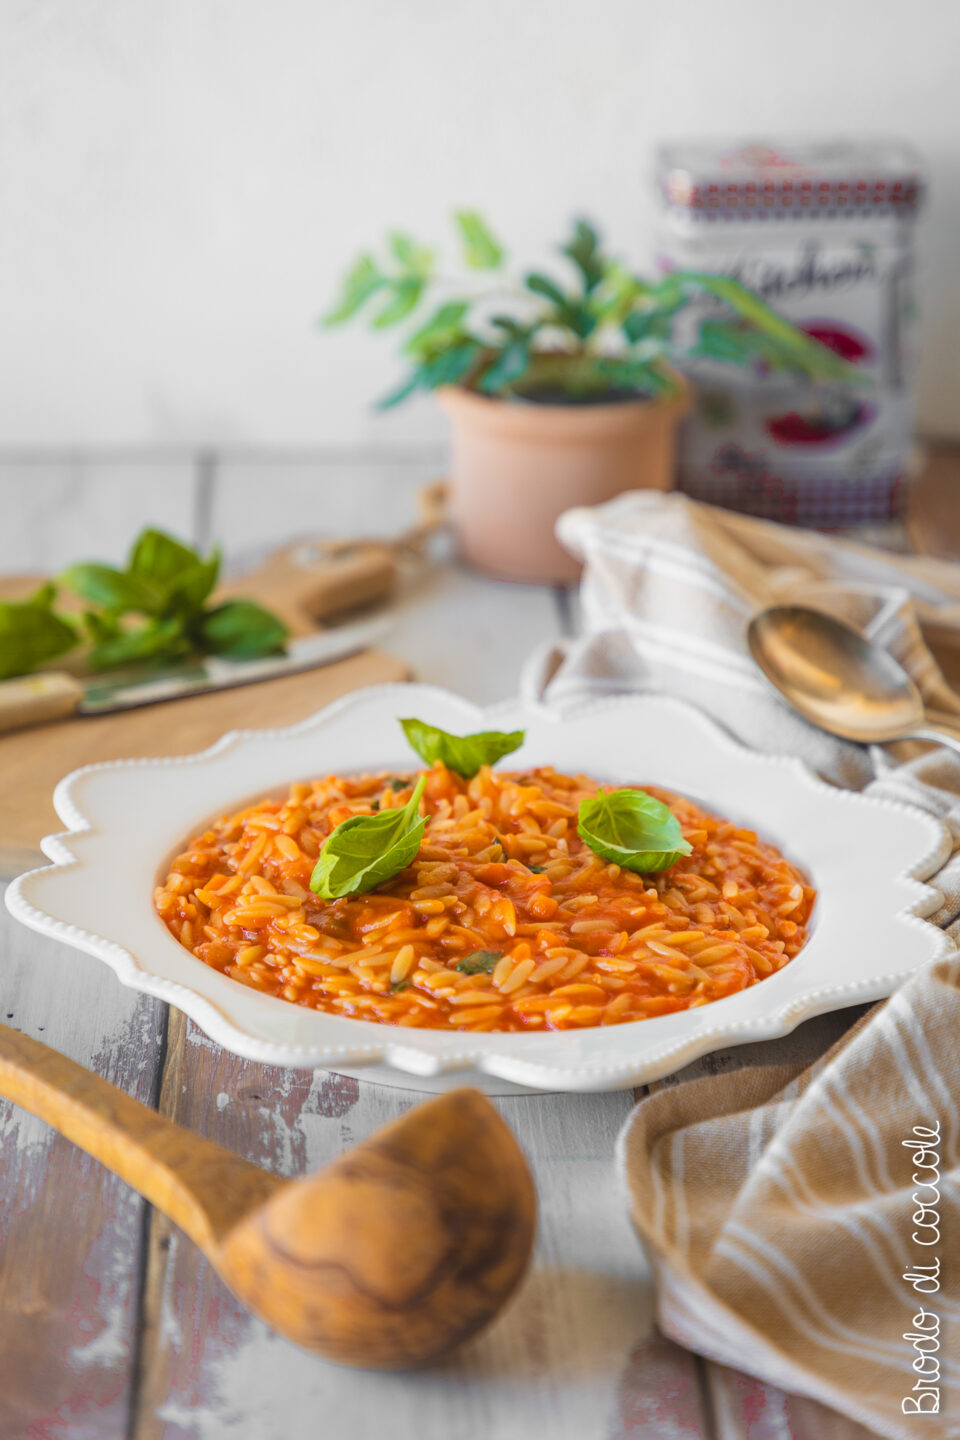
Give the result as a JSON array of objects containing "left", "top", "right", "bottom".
[
  {"left": 0, "top": 889, "right": 166, "bottom": 1440},
  {"left": 133, "top": 1013, "right": 686, "bottom": 1440}
]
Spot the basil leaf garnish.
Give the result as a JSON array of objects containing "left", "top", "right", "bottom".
[
  {"left": 577, "top": 789, "right": 692, "bottom": 874},
  {"left": 400, "top": 717, "right": 524, "bottom": 778},
  {"left": 456, "top": 950, "right": 502, "bottom": 974},
  {"left": 310, "top": 776, "right": 427, "bottom": 899}
]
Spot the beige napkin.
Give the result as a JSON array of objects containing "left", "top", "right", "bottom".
[{"left": 541, "top": 493, "right": 960, "bottom": 1440}]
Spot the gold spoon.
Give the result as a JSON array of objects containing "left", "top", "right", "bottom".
[
  {"left": 747, "top": 604, "right": 960, "bottom": 754},
  {"left": 0, "top": 1023, "right": 536, "bottom": 1368}
]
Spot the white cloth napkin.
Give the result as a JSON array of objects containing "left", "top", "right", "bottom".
[{"left": 529, "top": 492, "right": 960, "bottom": 1440}]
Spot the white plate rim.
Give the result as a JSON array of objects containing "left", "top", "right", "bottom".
[{"left": 5, "top": 682, "right": 953, "bottom": 1093}]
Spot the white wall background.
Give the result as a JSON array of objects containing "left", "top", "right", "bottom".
[{"left": 0, "top": 0, "right": 957, "bottom": 450}]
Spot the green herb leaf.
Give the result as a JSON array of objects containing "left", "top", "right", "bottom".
[
  {"left": 561, "top": 218, "right": 605, "bottom": 293},
  {"left": 456, "top": 950, "right": 502, "bottom": 975},
  {"left": 527, "top": 864, "right": 548, "bottom": 874},
  {"left": 87, "top": 616, "right": 193, "bottom": 670},
  {"left": 372, "top": 276, "right": 424, "bottom": 329},
  {"left": 164, "top": 550, "right": 221, "bottom": 614},
  {"left": 195, "top": 600, "right": 289, "bottom": 659},
  {"left": 399, "top": 717, "right": 524, "bottom": 778},
  {"left": 310, "top": 776, "right": 427, "bottom": 899},
  {"left": 388, "top": 232, "right": 434, "bottom": 275},
  {"left": 385, "top": 777, "right": 411, "bottom": 791},
  {"left": 454, "top": 210, "right": 504, "bottom": 269},
  {"left": 404, "top": 301, "right": 470, "bottom": 358},
  {"left": 128, "top": 529, "right": 200, "bottom": 586},
  {"left": 378, "top": 339, "right": 481, "bottom": 407},
  {"left": 59, "top": 563, "right": 164, "bottom": 616},
  {"left": 478, "top": 339, "right": 530, "bottom": 395},
  {"left": 577, "top": 789, "right": 692, "bottom": 874},
  {"left": 0, "top": 588, "right": 78, "bottom": 680},
  {"left": 128, "top": 530, "right": 221, "bottom": 616},
  {"left": 323, "top": 255, "right": 386, "bottom": 325},
  {"left": 525, "top": 271, "right": 569, "bottom": 309}
]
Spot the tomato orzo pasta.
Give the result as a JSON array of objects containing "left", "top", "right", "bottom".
[{"left": 154, "top": 765, "right": 815, "bottom": 1032}]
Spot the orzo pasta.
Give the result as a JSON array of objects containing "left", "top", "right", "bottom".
[{"left": 155, "top": 765, "right": 815, "bottom": 1032}]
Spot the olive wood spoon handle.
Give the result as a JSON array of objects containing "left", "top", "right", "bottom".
[{"left": 0, "top": 1023, "right": 537, "bottom": 1367}]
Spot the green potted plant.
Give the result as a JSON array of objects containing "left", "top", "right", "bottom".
[{"left": 324, "top": 215, "right": 858, "bottom": 582}]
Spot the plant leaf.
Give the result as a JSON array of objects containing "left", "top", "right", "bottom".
[
  {"left": 524, "top": 271, "right": 570, "bottom": 309},
  {"left": 388, "top": 232, "right": 434, "bottom": 275},
  {"left": 477, "top": 339, "right": 530, "bottom": 395},
  {"left": 577, "top": 789, "right": 692, "bottom": 874},
  {"left": 372, "top": 276, "right": 425, "bottom": 328},
  {"left": 323, "top": 254, "right": 385, "bottom": 325},
  {"left": 404, "top": 301, "right": 470, "bottom": 357},
  {"left": 163, "top": 549, "right": 221, "bottom": 614},
  {"left": 456, "top": 950, "right": 502, "bottom": 974},
  {"left": 0, "top": 591, "right": 78, "bottom": 680},
  {"left": 378, "top": 339, "right": 482, "bottom": 406},
  {"left": 128, "top": 529, "right": 200, "bottom": 585},
  {"left": 194, "top": 600, "right": 289, "bottom": 659},
  {"left": 310, "top": 776, "right": 427, "bottom": 899},
  {"left": 561, "top": 218, "right": 605, "bottom": 293},
  {"left": 400, "top": 717, "right": 524, "bottom": 778},
  {"left": 454, "top": 210, "right": 504, "bottom": 269},
  {"left": 88, "top": 617, "right": 193, "bottom": 670},
  {"left": 59, "top": 563, "right": 164, "bottom": 616}
]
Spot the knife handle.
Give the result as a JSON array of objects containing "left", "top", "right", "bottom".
[{"left": 0, "top": 672, "right": 85, "bottom": 734}]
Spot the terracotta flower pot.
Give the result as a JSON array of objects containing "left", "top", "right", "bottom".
[{"left": 436, "top": 382, "right": 690, "bottom": 584}]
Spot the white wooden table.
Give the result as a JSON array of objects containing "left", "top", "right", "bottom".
[{"left": 0, "top": 460, "right": 872, "bottom": 1440}]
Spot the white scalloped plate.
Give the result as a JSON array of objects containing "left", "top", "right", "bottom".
[{"left": 5, "top": 684, "right": 953, "bottom": 1094}]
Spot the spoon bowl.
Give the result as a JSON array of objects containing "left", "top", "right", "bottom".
[
  {"left": 747, "top": 604, "right": 960, "bottom": 756},
  {"left": 747, "top": 605, "right": 925, "bottom": 742},
  {"left": 0, "top": 1024, "right": 536, "bottom": 1369}
]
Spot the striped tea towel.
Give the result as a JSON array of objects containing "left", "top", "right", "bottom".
[{"left": 541, "top": 492, "right": 960, "bottom": 1439}]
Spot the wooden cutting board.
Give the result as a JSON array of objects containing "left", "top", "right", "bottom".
[
  {"left": 0, "top": 647, "right": 409, "bottom": 878},
  {"left": 0, "top": 547, "right": 410, "bottom": 877}
]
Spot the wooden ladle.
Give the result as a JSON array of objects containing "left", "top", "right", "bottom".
[{"left": 0, "top": 1024, "right": 537, "bottom": 1368}]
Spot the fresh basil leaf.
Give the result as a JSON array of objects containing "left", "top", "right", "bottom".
[
  {"left": 164, "top": 550, "right": 221, "bottom": 615},
  {"left": 60, "top": 563, "right": 163, "bottom": 616},
  {"left": 126, "top": 530, "right": 221, "bottom": 617},
  {"left": 195, "top": 600, "right": 288, "bottom": 659},
  {"left": 128, "top": 529, "right": 200, "bottom": 585},
  {"left": 385, "top": 777, "right": 411, "bottom": 791},
  {"left": 456, "top": 950, "right": 502, "bottom": 975},
  {"left": 0, "top": 590, "right": 78, "bottom": 679},
  {"left": 310, "top": 776, "right": 427, "bottom": 899},
  {"left": 400, "top": 717, "right": 524, "bottom": 778},
  {"left": 577, "top": 789, "right": 692, "bottom": 874},
  {"left": 454, "top": 210, "right": 504, "bottom": 269},
  {"left": 88, "top": 617, "right": 193, "bottom": 670}
]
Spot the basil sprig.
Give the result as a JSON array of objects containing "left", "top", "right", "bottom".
[
  {"left": 0, "top": 584, "right": 78, "bottom": 681},
  {"left": 400, "top": 717, "right": 524, "bottom": 778},
  {"left": 310, "top": 776, "right": 427, "bottom": 899},
  {"left": 577, "top": 789, "right": 692, "bottom": 874}
]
